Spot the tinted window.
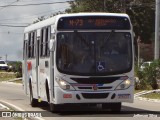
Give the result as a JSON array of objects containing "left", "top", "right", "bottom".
[
  {"left": 56, "top": 32, "right": 132, "bottom": 75},
  {"left": 0, "top": 61, "right": 5, "bottom": 64}
]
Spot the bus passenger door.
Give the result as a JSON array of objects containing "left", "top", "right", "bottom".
[
  {"left": 23, "top": 39, "right": 28, "bottom": 95},
  {"left": 50, "top": 26, "right": 55, "bottom": 102},
  {"left": 36, "top": 30, "right": 41, "bottom": 99}
]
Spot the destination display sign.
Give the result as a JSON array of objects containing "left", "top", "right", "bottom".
[{"left": 57, "top": 16, "right": 131, "bottom": 30}]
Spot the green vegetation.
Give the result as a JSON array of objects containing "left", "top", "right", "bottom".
[
  {"left": 0, "top": 61, "right": 22, "bottom": 82},
  {"left": 0, "top": 72, "right": 16, "bottom": 82},
  {"left": 134, "top": 90, "right": 144, "bottom": 94},
  {"left": 7, "top": 61, "right": 22, "bottom": 78},
  {"left": 141, "top": 92, "right": 160, "bottom": 99},
  {"left": 66, "top": 0, "right": 155, "bottom": 44},
  {"left": 35, "top": 0, "right": 155, "bottom": 44},
  {"left": 14, "top": 79, "right": 22, "bottom": 84},
  {"left": 135, "top": 60, "right": 160, "bottom": 90}
]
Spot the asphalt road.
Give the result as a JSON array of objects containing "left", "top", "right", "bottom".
[{"left": 0, "top": 82, "right": 160, "bottom": 120}]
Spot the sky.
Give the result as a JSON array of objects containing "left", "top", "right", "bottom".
[{"left": 0, "top": 0, "right": 70, "bottom": 61}]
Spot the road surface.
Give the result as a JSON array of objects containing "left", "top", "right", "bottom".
[{"left": 0, "top": 82, "right": 160, "bottom": 120}]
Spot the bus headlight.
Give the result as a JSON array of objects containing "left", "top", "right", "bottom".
[
  {"left": 115, "top": 79, "right": 131, "bottom": 90},
  {"left": 56, "top": 77, "right": 75, "bottom": 90}
]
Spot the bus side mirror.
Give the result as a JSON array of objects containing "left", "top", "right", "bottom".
[{"left": 50, "top": 39, "right": 55, "bottom": 51}]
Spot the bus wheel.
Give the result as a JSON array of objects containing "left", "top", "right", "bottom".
[
  {"left": 102, "top": 103, "right": 121, "bottom": 112},
  {"left": 102, "top": 103, "right": 110, "bottom": 110},
  {"left": 49, "top": 103, "right": 60, "bottom": 112},
  {"left": 110, "top": 103, "right": 121, "bottom": 112},
  {"left": 29, "top": 83, "right": 38, "bottom": 107}
]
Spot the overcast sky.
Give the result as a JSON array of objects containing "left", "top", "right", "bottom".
[{"left": 0, "top": 0, "right": 70, "bottom": 61}]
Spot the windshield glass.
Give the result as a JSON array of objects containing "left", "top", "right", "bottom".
[
  {"left": 0, "top": 61, "right": 5, "bottom": 64},
  {"left": 56, "top": 32, "right": 132, "bottom": 75}
]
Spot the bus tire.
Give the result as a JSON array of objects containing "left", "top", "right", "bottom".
[
  {"left": 49, "top": 103, "right": 59, "bottom": 112},
  {"left": 45, "top": 81, "right": 50, "bottom": 103},
  {"left": 29, "top": 82, "right": 38, "bottom": 107},
  {"left": 102, "top": 103, "right": 121, "bottom": 112},
  {"left": 110, "top": 103, "right": 121, "bottom": 112},
  {"left": 102, "top": 103, "right": 110, "bottom": 110}
]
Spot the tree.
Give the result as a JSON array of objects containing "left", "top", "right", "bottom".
[
  {"left": 127, "top": 0, "right": 155, "bottom": 43},
  {"left": 33, "top": 16, "right": 45, "bottom": 23},
  {"left": 143, "top": 60, "right": 160, "bottom": 89},
  {"left": 66, "top": 0, "right": 155, "bottom": 43},
  {"left": 33, "top": 11, "right": 65, "bottom": 24}
]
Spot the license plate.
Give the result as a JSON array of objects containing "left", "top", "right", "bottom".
[{"left": 118, "top": 94, "right": 130, "bottom": 99}]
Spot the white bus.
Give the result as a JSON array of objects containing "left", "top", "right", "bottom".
[{"left": 23, "top": 13, "right": 134, "bottom": 112}]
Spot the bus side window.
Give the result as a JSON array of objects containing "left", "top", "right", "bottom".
[
  {"left": 28, "top": 33, "right": 31, "bottom": 58},
  {"left": 42, "top": 28, "right": 46, "bottom": 57},
  {"left": 40, "top": 29, "right": 44, "bottom": 57},
  {"left": 31, "top": 32, "right": 35, "bottom": 58},
  {"left": 28, "top": 32, "right": 36, "bottom": 59},
  {"left": 23, "top": 33, "right": 28, "bottom": 60},
  {"left": 33, "top": 31, "right": 37, "bottom": 57},
  {"left": 45, "top": 27, "right": 51, "bottom": 57}
]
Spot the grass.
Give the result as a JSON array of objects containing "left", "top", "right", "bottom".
[
  {"left": 141, "top": 92, "right": 160, "bottom": 99},
  {"left": 14, "top": 79, "right": 22, "bottom": 84},
  {"left": 0, "top": 72, "right": 16, "bottom": 82},
  {"left": 134, "top": 90, "right": 144, "bottom": 94},
  {"left": 0, "top": 71, "right": 22, "bottom": 84}
]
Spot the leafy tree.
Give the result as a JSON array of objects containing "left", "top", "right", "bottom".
[
  {"left": 135, "top": 60, "right": 160, "bottom": 90},
  {"left": 66, "top": 0, "right": 155, "bottom": 43},
  {"left": 135, "top": 62, "right": 151, "bottom": 90},
  {"left": 143, "top": 60, "right": 160, "bottom": 89},
  {"left": 33, "top": 16, "right": 45, "bottom": 23},
  {"left": 8, "top": 61, "right": 22, "bottom": 77},
  {"left": 127, "top": 0, "right": 155, "bottom": 43}
]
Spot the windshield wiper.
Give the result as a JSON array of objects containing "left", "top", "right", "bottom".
[{"left": 101, "top": 30, "right": 115, "bottom": 48}]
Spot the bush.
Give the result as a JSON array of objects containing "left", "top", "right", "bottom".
[
  {"left": 135, "top": 63, "right": 151, "bottom": 90},
  {"left": 7, "top": 61, "right": 22, "bottom": 78},
  {"left": 135, "top": 60, "right": 160, "bottom": 90},
  {"left": 143, "top": 60, "right": 159, "bottom": 89}
]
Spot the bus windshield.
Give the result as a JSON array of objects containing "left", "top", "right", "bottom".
[{"left": 56, "top": 32, "right": 132, "bottom": 75}]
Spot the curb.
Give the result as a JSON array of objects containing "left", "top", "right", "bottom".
[
  {"left": 7, "top": 78, "right": 22, "bottom": 82},
  {"left": 1, "top": 81, "right": 22, "bottom": 85},
  {"left": 135, "top": 89, "right": 160, "bottom": 97},
  {"left": 135, "top": 97, "right": 160, "bottom": 103},
  {"left": 1, "top": 77, "right": 22, "bottom": 86},
  {"left": 134, "top": 90, "right": 160, "bottom": 103},
  {"left": 0, "top": 103, "right": 10, "bottom": 110},
  {"left": 0, "top": 100, "right": 44, "bottom": 120}
]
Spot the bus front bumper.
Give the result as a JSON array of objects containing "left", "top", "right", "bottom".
[{"left": 53, "top": 86, "right": 134, "bottom": 104}]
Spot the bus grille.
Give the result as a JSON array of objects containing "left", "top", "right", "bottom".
[
  {"left": 71, "top": 77, "right": 120, "bottom": 84},
  {"left": 81, "top": 93, "right": 109, "bottom": 99},
  {"left": 77, "top": 86, "right": 112, "bottom": 90}
]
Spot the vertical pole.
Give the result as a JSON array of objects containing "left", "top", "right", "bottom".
[
  {"left": 138, "top": 44, "right": 140, "bottom": 67},
  {"left": 5, "top": 54, "right": 7, "bottom": 61},
  {"left": 137, "top": 36, "right": 141, "bottom": 67},
  {"left": 123, "top": 0, "right": 126, "bottom": 13},
  {"left": 155, "top": 0, "right": 160, "bottom": 59},
  {"left": 104, "top": 0, "right": 106, "bottom": 12}
]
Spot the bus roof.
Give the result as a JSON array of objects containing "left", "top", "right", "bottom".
[{"left": 24, "top": 13, "right": 130, "bottom": 33}]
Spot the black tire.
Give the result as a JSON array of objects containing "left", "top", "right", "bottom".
[
  {"left": 49, "top": 103, "right": 61, "bottom": 113},
  {"left": 46, "top": 82, "right": 50, "bottom": 103},
  {"left": 29, "top": 82, "right": 38, "bottom": 107},
  {"left": 102, "top": 103, "right": 121, "bottom": 112},
  {"left": 102, "top": 103, "right": 110, "bottom": 110},
  {"left": 110, "top": 103, "right": 121, "bottom": 112}
]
